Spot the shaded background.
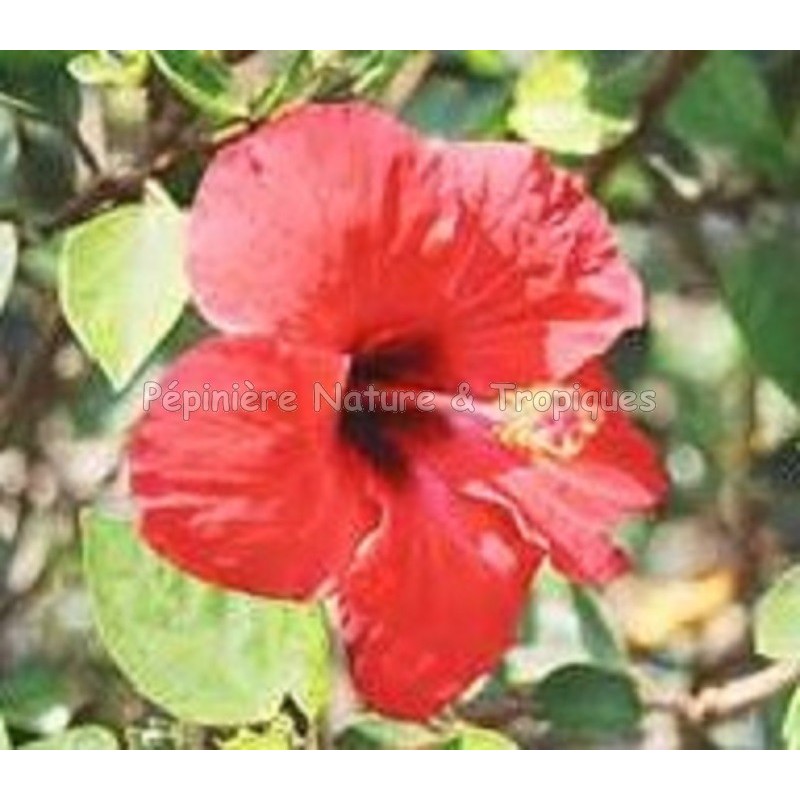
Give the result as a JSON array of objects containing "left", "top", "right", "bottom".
[{"left": 0, "top": 50, "right": 799, "bottom": 749}]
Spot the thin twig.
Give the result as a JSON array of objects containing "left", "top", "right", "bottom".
[
  {"left": 586, "top": 51, "right": 709, "bottom": 189},
  {"left": 45, "top": 51, "right": 425, "bottom": 231},
  {"left": 643, "top": 662, "right": 800, "bottom": 724},
  {"left": 46, "top": 52, "right": 310, "bottom": 231},
  {"left": 43, "top": 120, "right": 250, "bottom": 232},
  {"left": 460, "top": 662, "right": 800, "bottom": 732},
  {"left": 0, "top": 296, "right": 66, "bottom": 441}
]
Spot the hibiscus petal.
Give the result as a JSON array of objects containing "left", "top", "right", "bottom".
[
  {"left": 130, "top": 336, "right": 378, "bottom": 599},
  {"left": 190, "top": 104, "right": 643, "bottom": 397},
  {"left": 489, "top": 365, "right": 667, "bottom": 583},
  {"left": 339, "top": 427, "right": 542, "bottom": 720},
  {"left": 433, "top": 142, "right": 644, "bottom": 388},
  {"left": 189, "top": 103, "right": 445, "bottom": 350}
]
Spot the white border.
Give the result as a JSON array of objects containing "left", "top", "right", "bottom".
[
  {"left": 0, "top": 750, "right": 782, "bottom": 796},
  {"left": 0, "top": 12, "right": 794, "bottom": 47}
]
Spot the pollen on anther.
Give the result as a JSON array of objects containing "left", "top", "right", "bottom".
[{"left": 493, "top": 391, "right": 602, "bottom": 462}]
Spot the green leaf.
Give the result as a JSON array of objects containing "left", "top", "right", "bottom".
[
  {"left": 463, "top": 50, "right": 513, "bottom": 79},
  {"left": 0, "top": 51, "right": 79, "bottom": 120},
  {"left": 335, "top": 715, "right": 517, "bottom": 750},
  {"left": 69, "top": 51, "right": 148, "bottom": 87},
  {"left": 335, "top": 714, "right": 445, "bottom": 750},
  {"left": 443, "top": 723, "right": 517, "bottom": 750},
  {"left": 782, "top": 688, "right": 800, "bottom": 749},
  {"left": 570, "top": 584, "right": 625, "bottom": 667},
  {"left": 21, "top": 725, "right": 118, "bottom": 750},
  {"left": 19, "top": 232, "right": 63, "bottom": 289},
  {"left": 82, "top": 511, "right": 331, "bottom": 726},
  {"left": 0, "top": 220, "right": 16, "bottom": 311},
  {"left": 718, "top": 228, "right": 800, "bottom": 405},
  {"left": 0, "top": 54, "right": 80, "bottom": 215},
  {"left": 0, "top": 716, "right": 10, "bottom": 749},
  {"left": 59, "top": 183, "right": 189, "bottom": 391},
  {"left": 218, "top": 716, "right": 296, "bottom": 750},
  {"left": 666, "top": 51, "right": 788, "bottom": 181},
  {"left": 533, "top": 664, "right": 642, "bottom": 736},
  {"left": 403, "top": 73, "right": 509, "bottom": 139},
  {"left": 150, "top": 51, "right": 246, "bottom": 122},
  {"left": 755, "top": 565, "right": 800, "bottom": 659},
  {"left": 0, "top": 662, "right": 73, "bottom": 735},
  {"left": 509, "top": 565, "right": 627, "bottom": 684},
  {"left": 0, "top": 107, "right": 19, "bottom": 211},
  {"left": 250, "top": 51, "right": 312, "bottom": 120},
  {"left": 508, "top": 51, "right": 636, "bottom": 155}
]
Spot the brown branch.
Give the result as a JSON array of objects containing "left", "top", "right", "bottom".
[
  {"left": 610, "top": 185, "right": 779, "bottom": 226},
  {"left": 643, "top": 661, "right": 800, "bottom": 725},
  {"left": 0, "top": 294, "right": 66, "bottom": 441},
  {"left": 460, "top": 662, "right": 800, "bottom": 733},
  {"left": 43, "top": 153, "right": 176, "bottom": 231},
  {"left": 586, "top": 50, "right": 709, "bottom": 190},
  {"left": 44, "top": 52, "right": 429, "bottom": 232},
  {"left": 43, "top": 121, "right": 250, "bottom": 232}
]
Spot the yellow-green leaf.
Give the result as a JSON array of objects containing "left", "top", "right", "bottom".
[
  {"left": 444, "top": 723, "right": 517, "bottom": 750},
  {"left": 336, "top": 714, "right": 446, "bottom": 750},
  {"left": 508, "top": 51, "right": 634, "bottom": 156},
  {"left": 69, "top": 51, "right": 148, "bottom": 87},
  {"left": 756, "top": 565, "right": 800, "bottom": 659},
  {"left": 82, "top": 511, "right": 331, "bottom": 726},
  {"left": 59, "top": 184, "right": 188, "bottom": 391}
]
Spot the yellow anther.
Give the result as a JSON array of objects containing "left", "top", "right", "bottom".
[{"left": 493, "top": 387, "right": 602, "bottom": 462}]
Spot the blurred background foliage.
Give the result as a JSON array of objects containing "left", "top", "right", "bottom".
[{"left": 0, "top": 50, "right": 800, "bottom": 749}]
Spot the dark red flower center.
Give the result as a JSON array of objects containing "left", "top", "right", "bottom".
[
  {"left": 340, "top": 336, "right": 437, "bottom": 479},
  {"left": 347, "top": 335, "right": 434, "bottom": 385}
]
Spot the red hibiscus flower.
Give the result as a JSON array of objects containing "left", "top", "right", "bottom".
[{"left": 130, "top": 103, "right": 665, "bottom": 720}]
